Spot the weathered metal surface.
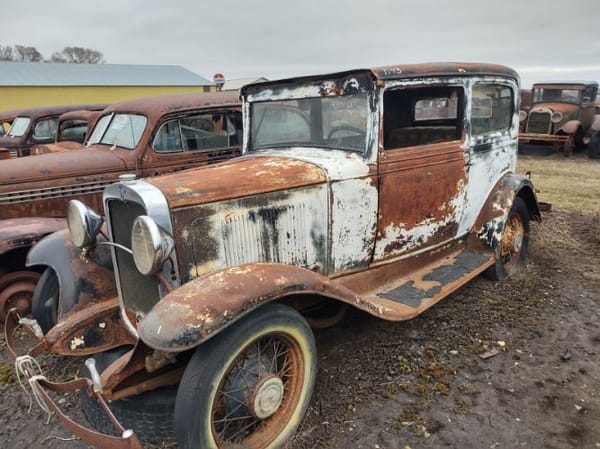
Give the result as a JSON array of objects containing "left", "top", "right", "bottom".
[
  {"left": 44, "top": 297, "right": 136, "bottom": 356},
  {"left": 149, "top": 155, "right": 328, "bottom": 209},
  {"left": 26, "top": 228, "right": 117, "bottom": 318},
  {"left": 0, "top": 217, "right": 65, "bottom": 254},
  {"left": 138, "top": 263, "right": 365, "bottom": 352}
]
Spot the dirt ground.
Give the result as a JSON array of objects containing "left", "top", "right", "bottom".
[{"left": 1, "top": 155, "right": 599, "bottom": 449}]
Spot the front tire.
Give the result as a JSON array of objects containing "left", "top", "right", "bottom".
[
  {"left": 483, "top": 197, "right": 530, "bottom": 281},
  {"left": 175, "top": 303, "right": 316, "bottom": 449}
]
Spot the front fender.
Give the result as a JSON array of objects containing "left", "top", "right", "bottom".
[
  {"left": 0, "top": 217, "right": 66, "bottom": 256},
  {"left": 26, "top": 228, "right": 116, "bottom": 319},
  {"left": 469, "top": 173, "right": 540, "bottom": 252},
  {"left": 557, "top": 120, "right": 581, "bottom": 135},
  {"left": 138, "top": 263, "right": 362, "bottom": 353}
]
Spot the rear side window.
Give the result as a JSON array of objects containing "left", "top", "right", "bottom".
[
  {"left": 471, "top": 84, "right": 513, "bottom": 136},
  {"left": 153, "top": 113, "right": 240, "bottom": 153}
]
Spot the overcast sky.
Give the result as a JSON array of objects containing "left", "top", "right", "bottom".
[{"left": 2, "top": 0, "right": 599, "bottom": 88}]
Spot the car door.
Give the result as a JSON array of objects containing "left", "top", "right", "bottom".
[
  {"left": 459, "top": 79, "right": 519, "bottom": 234},
  {"left": 374, "top": 82, "right": 468, "bottom": 262}
]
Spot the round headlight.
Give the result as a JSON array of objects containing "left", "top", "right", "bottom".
[
  {"left": 131, "top": 216, "right": 174, "bottom": 275},
  {"left": 67, "top": 200, "right": 103, "bottom": 248},
  {"left": 551, "top": 111, "right": 563, "bottom": 123},
  {"left": 519, "top": 110, "right": 528, "bottom": 122}
]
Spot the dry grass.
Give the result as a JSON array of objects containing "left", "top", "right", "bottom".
[{"left": 516, "top": 154, "right": 600, "bottom": 213}]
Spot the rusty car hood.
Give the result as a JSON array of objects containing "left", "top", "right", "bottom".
[
  {"left": 148, "top": 153, "right": 330, "bottom": 209},
  {"left": 0, "top": 147, "right": 128, "bottom": 188}
]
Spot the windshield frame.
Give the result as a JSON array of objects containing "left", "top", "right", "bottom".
[
  {"left": 248, "top": 92, "right": 371, "bottom": 154},
  {"left": 532, "top": 87, "right": 583, "bottom": 105}
]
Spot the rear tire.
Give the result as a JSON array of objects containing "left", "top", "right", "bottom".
[{"left": 483, "top": 197, "right": 530, "bottom": 281}]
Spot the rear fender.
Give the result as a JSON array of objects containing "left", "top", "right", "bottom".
[
  {"left": 469, "top": 173, "right": 540, "bottom": 252},
  {"left": 0, "top": 217, "right": 66, "bottom": 257},
  {"left": 26, "top": 228, "right": 116, "bottom": 319},
  {"left": 138, "top": 263, "right": 362, "bottom": 353}
]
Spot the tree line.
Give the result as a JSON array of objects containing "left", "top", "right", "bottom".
[{"left": 0, "top": 45, "right": 104, "bottom": 64}]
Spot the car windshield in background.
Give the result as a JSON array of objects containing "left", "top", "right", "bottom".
[
  {"left": 249, "top": 93, "right": 369, "bottom": 153},
  {"left": 7, "top": 117, "right": 31, "bottom": 137},
  {"left": 533, "top": 88, "right": 582, "bottom": 104},
  {"left": 87, "top": 113, "right": 147, "bottom": 149}
]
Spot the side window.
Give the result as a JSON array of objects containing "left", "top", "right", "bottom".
[
  {"left": 32, "top": 118, "right": 58, "bottom": 140},
  {"left": 582, "top": 86, "right": 596, "bottom": 103},
  {"left": 154, "top": 113, "right": 242, "bottom": 154},
  {"left": 59, "top": 119, "right": 89, "bottom": 143},
  {"left": 153, "top": 120, "right": 183, "bottom": 153},
  {"left": 471, "top": 84, "right": 513, "bottom": 136},
  {"left": 383, "top": 86, "right": 463, "bottom": 150}
]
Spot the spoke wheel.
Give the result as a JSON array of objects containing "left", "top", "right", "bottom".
[
  {"left": 0, "top": 271, "right": 40, "bottom": 320},
  {"left": 483, "top": 197, "right": 530, "bottom": 281},
  {"left": 175, "top": 303, "right": 316, "bottom": 449}
]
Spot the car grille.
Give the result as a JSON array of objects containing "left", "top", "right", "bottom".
[
  {"left": 527, "top": 111, "right": 551, "bottom": 134},
  {"left": 107, "top": 198, "right": 160, "bottom": 315}
]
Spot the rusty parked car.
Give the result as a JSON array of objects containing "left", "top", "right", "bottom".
[
  {"left": 0, "top": 103, "right": 108, "bottom": 158},
  {"left": 519, "top": 81, "right": 600, "bottom": 155},
  {"left": 0, "top": 91, "right": 242, "bottom": 323},
  {"left": 7, "top": 62, "right": 541, "bottom": 449},
  {"left": 29, "top": 108, "right": 105, "bottom": 155}
]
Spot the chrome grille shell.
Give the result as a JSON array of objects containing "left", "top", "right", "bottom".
[{"left": 103, "top": 179, "right": 179, "bottom": 336}]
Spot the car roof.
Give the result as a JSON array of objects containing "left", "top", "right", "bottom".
[
  {"left": 0, "top": 103, "right": 108, "bottom": 121},
  {"left": 101, "top": 91, "right": 241, "bottom": 120},
  {"left": 242, "top": 62, "right": 519, "bottom": 95}
]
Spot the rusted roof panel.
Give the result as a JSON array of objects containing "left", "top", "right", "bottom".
[
  {"left": 242, "top": 62, "right": 519, "bottom": 96},
  {"left": 101, "top": 91, "right": 240, "bottom": 121},
  {"left": 0, "top": 103, "right": 107, "bottom": 120}
]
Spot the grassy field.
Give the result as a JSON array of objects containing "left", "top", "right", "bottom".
[{"left": 517, "top": 153, "right": 600, "bottom": 213}]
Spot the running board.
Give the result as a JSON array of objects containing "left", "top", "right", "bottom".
[{"left": 360, "top": 250, "right": 495, "bottom": 321}]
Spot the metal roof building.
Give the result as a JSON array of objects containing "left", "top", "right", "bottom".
[{"left": 0, "top": 62, "right": 216, "bottom": 110}]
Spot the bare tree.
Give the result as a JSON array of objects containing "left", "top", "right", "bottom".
[
  {"left": 14, "top": 45, "right": 43, "bottom": 62},
  {"left": 0, "top": 45, "right": 14, "bottom": 61},
  {"left": 52, "top": 46, "right": 105, "bottom": 64}
]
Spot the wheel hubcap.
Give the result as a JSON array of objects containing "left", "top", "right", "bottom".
[{"left": 251, "top": 375, "right": 284, "bottom": 419}]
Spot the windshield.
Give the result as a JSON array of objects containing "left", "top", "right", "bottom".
[
  {"left": 249, "top": 93, "right": 369, "bottom": 153},
  {"left": 533, "top": 88, "right": 582, "bottom": 104},
  {"left": 7, "top": 117, "right": 31, "bottom": 137},
  {"left": 87, "top": 113, "right": 147, "bottom": 149}
]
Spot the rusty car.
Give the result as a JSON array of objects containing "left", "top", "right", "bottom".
[
  {"left": 0, "top": 103, "right": 108, "bottom": 158},
  {"left": 6, "top": 62, "right": 540, "bottom": 449},
  {"left": 519, "top": 81, "right": 600, "bottom": 155},
  {"left": 28, "top": 108, "right": 105, "bottom": 155},
  {"left": 0, "top": 91, "right": 242, "bottom": 325}
]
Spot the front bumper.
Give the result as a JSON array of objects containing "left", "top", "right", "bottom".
[
  {"left": 519, "top": 132, "right": 571, "bottom": 152},
  {"left": 4, "top": 307, "right": 144, "bottom": 449}
]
